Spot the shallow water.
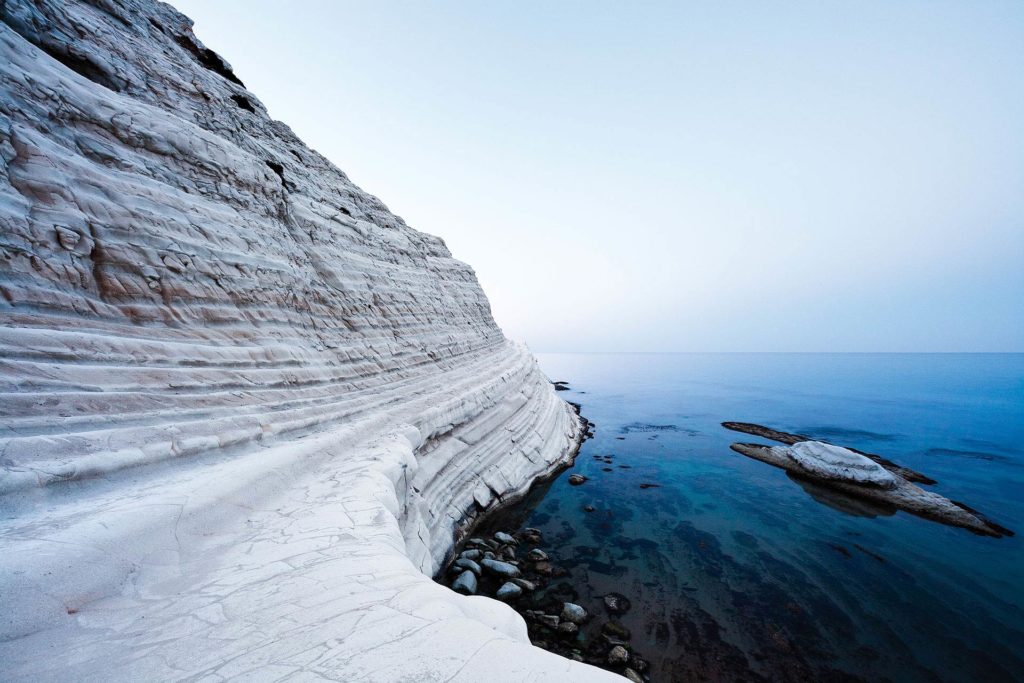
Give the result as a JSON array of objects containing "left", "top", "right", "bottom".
[{"left": 509, "top": 353, "right": 1024, "bottom": 682}]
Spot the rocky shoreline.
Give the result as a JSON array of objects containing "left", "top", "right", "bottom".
[
  {"left": 437, "top": 392, "right": 653, "bottom": 681},
  {"left": 440, "top": 525, "right": 652, "bottom": 682},
  {"left": 436, "top": 398, "right": 595, "bottom": 569}
]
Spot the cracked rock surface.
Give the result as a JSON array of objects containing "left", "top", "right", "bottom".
[{"left": 0, "top": 1, "right": 617, "bottom": 680}]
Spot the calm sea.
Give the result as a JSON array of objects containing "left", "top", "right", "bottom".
[{"left": 512, "top": 353, "right": 1024, "bottom": 682}]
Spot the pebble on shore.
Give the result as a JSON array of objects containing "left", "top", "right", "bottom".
[
  {"left": 454, "top": 558, "right": 481, "bottom": 575},
  {"left": 480, "top": 558, "right": 521, "bottom": 578},
  {"left": 451, "top": 571, "right": 477, "bottom": 595},
  {"left": 496, "top": 582, "right": 523, "bottom": 601}
]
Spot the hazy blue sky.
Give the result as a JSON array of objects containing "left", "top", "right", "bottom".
[{"left": 174, "top": 1, "right": 1023, "bottom": 352}]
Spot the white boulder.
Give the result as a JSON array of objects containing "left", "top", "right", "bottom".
[{"left": 783, "top": 441, "right": 898, "bottom": 488}]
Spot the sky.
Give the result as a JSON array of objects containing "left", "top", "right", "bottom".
[{"left": 173, "top": 0, "right": 1024, "bottom": 352}]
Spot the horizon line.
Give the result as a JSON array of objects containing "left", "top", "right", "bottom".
[{"left": 528, "top": 350, "right": 1024, "bottom": 355}]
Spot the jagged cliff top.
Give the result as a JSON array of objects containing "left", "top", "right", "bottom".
[{"left": 5, "top": 0, "right": 429, "bottom": 235}]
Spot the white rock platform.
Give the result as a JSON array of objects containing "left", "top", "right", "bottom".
[{"left": 0, "top": 1, "right": 620, "bottom": 680}]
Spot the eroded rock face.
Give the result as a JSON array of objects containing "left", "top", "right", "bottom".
[{"left": 0, "top": 2, "right": 617, "bottom": 680}]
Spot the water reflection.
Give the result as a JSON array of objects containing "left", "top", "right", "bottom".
[{"left": 788, "top": 474, "right": 898, "bottom": 518}]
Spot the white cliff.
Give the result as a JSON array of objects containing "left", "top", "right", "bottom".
[{"left": 0, "top": 1, "right": 618, "bottom": 679}]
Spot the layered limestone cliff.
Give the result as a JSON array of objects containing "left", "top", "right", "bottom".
[{"left": 0, "top": 1, "right": 615, "bottom": 679}]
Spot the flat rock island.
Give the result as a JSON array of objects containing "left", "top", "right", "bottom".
[{"left": 725, "top": 424, "right": 1013, "bottom": 538}]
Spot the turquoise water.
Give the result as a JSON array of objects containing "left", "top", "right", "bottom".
[{"left": 519, "top": 353, "right": 1024, "bottom": 682}]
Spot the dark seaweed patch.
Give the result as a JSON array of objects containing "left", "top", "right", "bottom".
[
  {"left": 802, "top": 426, "right": 898, "bottom": 442},
  {"left": 620, "top": 422, "right": 680, "bottom": 433},
  {"left": 925, "top": 447, "right": 1006, "bottom": 463}
]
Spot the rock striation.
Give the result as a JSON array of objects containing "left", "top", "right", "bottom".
[{"left": 0, "top": 1, "right": 618, "bottom": 680}]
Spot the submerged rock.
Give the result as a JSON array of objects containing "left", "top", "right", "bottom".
[
  {"left": 608, "top": 645, "right": 630, "bottom": 665},
  {"left": 561, "top": 602, "right": 589, "bottom": 624},
  {"left": 522, "top": 528, "right": 544, "bottom": 544},
  {"left": 527, "top": 548, "right": 549, "bottom": 561},
  {"left": 536, "top": 614, "right": 560, "bottom": 629},
  {"left": 604, "top": 593, "right": 632, "bottom": 615},
  {"left": 623, "top": 667, "right": 643, "bottom": 682},
  {"left": 568, "top": 474, "right": 588, "bottom": 486},
  {"left": 630, "top": 654, "right": 649, "bottom": 672},
  {"left": 602, "top": 620, "right": 631, "bottom": 640},
  {"left": 558, "top": 621, "right": 579, "bottom": 637}
]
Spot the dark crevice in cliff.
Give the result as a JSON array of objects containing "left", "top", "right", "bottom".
[
  {"left": 39, "top": 44, "right": 123, "bottom": 92},
  {"left": 173, "top": 34, "right": 245, "bottom": 88},
  {"left": 265, "top": 159, "right": 290, "bottom": 190},
  {"left": 231, "top": 94, "right": 255, "bottom": 113}
]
